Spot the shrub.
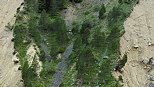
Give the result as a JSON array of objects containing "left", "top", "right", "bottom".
[
  {"left": 69, "top": 0, "right": 83, "bottom": 3},
  {"left": 99, "top": 4, "right": 106, "bottom": 19},
  {"left": 115, "top": 54, "right": 127, "bottom": 72},
  {"left": 5, "top": 23, "right": 13, "bottom": 30}
]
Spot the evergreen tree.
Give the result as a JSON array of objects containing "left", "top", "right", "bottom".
[
  {"left": 99, "top": 4, "right": 106, "bottom": 19},
  {"left": 77, "top": 46, "right": 98, "bottom": 85},
  {"left": 50, "top": 0, "right": 59, "bottom": 16},
  {"left": 57, "top": 0, "right": 67, "bottom": 9},
  {"left": 80, "top": 21, "right": 92, "bottom": 44},
  {"left": 24, "top": 0, "right": 38, "bottom": 12},
  {"left": 52, "top": 17, "right": 68, "bottom": 44},
  {"left": 38, "top": 0, "right": 46, "bottom": 12},
  {"left": 39, "top": 11, "right": 52, "bottom": 30},
  {"left": 70, "top": 0, "right": 83, "bottom": 3},
  {"left": 118, "top": 0, "right": 123, "bottom": 4},
  {"left": 91, "top": 29, "right": 106, "bottom": 49}
]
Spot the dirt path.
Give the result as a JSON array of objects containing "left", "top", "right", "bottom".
[
  {"left": 119, "top": 0, "right": 154, "bottom": 87},
  {"left": 0, "top": 0, "right": 24, "bottom": 87},
  {"left": 40, "top": 36, "right": 52, "bottom": 61},
  {"left": 52, "top": 44, "right": 73, "bottom": 87}
]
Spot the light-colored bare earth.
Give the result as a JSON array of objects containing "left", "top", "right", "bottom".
[
  {"left": 114, "top": 0, "right": 154, "bottom": 87},
  {"left": 26, "top": 43, "right": 42, "bottom": 77},
  {"left": 0, "top": 0, "right": 24, "bottom": 87},
  {"left": 62, "top": 4, "right": 78, "bottom": 26}
]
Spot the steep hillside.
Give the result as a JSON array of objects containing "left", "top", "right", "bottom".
[
  {"left": 0, "top": 0, "right": 24, "bottom": 87},
  {"left": 119, "top": 0, "right": 154, "bottom": 87},
  {"left": 0, "top": 0, "right": 142, "bottom": 87}
]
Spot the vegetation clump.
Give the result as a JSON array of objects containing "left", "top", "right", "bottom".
[
  {"left": 69, "top": 0, "right": 83, "bottom": 3},
  {"left": 99, "top": 4, "right": 106, "bottom": 19}
]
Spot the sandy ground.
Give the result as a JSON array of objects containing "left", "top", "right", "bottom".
[
  {"left": 26, "top": 43, "right": 42, "bottom": 77},
  {"left": 115, "top": 0, "right": 154, "bottom": 87},
  {"left": 0, "top": 0, "right": 24, "bottom": 87},
  {"left": 62, "top": 3, "right": 78, "bottom": 27}
]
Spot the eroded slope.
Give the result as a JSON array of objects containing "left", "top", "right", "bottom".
[
  {"left": 120, "top": 0, "right": 154, "bottom": 87},
  {"left": 0, "top": 0, "right": 23, "bottom": 87}
]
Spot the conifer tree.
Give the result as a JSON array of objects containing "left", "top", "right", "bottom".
[
  {"left": 38, "top": 0, "right": 46, "bottom": 12},
  {"left": 99, "top": 4, "right": 106, "bottom": 19}
]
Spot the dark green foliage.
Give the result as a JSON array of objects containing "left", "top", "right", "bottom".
[
  {"left": 118, "top": 0, "right": 123, "bottom": 4},
  {"left": 22, "top": 61, "right": 37, "bottom": 87},
  {"left": 91, "top": 29, "right": 106, "bottom": 49},
  {"left": 57, "top": 0, "right": 68, "bottom": 9},
  {"left": 123, "top": 0, "right": 131, "bottom": 4},
  {"left": 39, "top": 12, "right": 68, "bottom": 43},
  {"left": 99, "top": 4, "right": 106, "bottom": 19},
  {"left": 38, "top": 0, "right": 68, "bottom": 15},
  {"left": 14, "top": 24, "right": 27, "bottom": 46},
  {"left": 69, "top": 0, "right": 83, "bottom": 3},
  {"left": 38, "top": 11, "right": 52, "bottom": 31},
  {"left": 107, "top": 27, "right": 121, "bottom": 54},
  {"left": 24, "top": 0, "right": 38, "bottom": 12},
  {"left": 13, "top": 23, "right": 30, "bottom": 65},
  {"left": 51, "top": 17, "right": 68, "bottom": 44},
  {"left": 39, "top": 49, "right": 46, "bottom": 61},
  {"left": 76, "top": 46, "right": 98, "bottom": 85},
  {"left": 115, "top": 54, "right": 127, "bottom": 71},
  {"left": 73, "top": 35, "right": 82, "bottom": 51},
  {"left": 98, "top": 59, "right": 114, "bottom": 86},
  {"left": 40, "top": 60, "right": 57, "bottom": 86},
  {"left": 38, "top": 0, "right": 46, "bottom": 13},
  {"left": 28, "top": 15, "right": 40, "bottom": 41},
  {"left": 107, "top": 7, "right": 122, "bottom": 25},
  {"left": 79, "top": 21, "right": 92, "bottom": 44},
  {"left": 118, "top": 75, "right": 123, "bottom": 82},
  {"left": 118, "top": 0, "right": 131, "bottom": 4},
  {"left": 49, "top": 0, "right": 59, "bottom": 16}
]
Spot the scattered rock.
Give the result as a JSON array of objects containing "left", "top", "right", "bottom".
[
  {"left": 149, "top": 57, "right": 154, "bottom": 65},
  {"left": 23, "top": 40, "right": 28, "bottom": 44},
  {"left": 118, "top": 75, "right": 123, "bottom": 82},
  {"left": 147, "top": 75, "right": 154, "bottom": 81},
  {"left": 12, "top": 50, "right": 17, "bottom": 55},
  {"left": 148, "top": 42, "right": 152, "bottom": 46},
  {"left": 134, "top": 45, "right": 139, "bottom": 48},
  {"left": 11, "top": 38, "right": 15, "bottom": 42},
  {"left": 20, "top": 79, "right": 24, "bottom": 82},
  {"left": 18, "top": 66, "right": 22, "bottom": 70},
  {"left": 13, "top": 58, "right": 19, "bottom": 64},
  {"left": 143, "top": 59, "right": 149, "bottom": 64},
  {"left": 149, "top": 82, "right": 154, "bottom": 87},
  {"left": 150, "top": 77, "right": 154, "bottom": 81},
  {"left": 133, "top": 39, "right": 139, "bottom": 48},
  {"left": 21, "top": 2, "right": 24, "bottom": 6},
  {"left": 102, "top": 56, "right": 109, "bottom": 59}
]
